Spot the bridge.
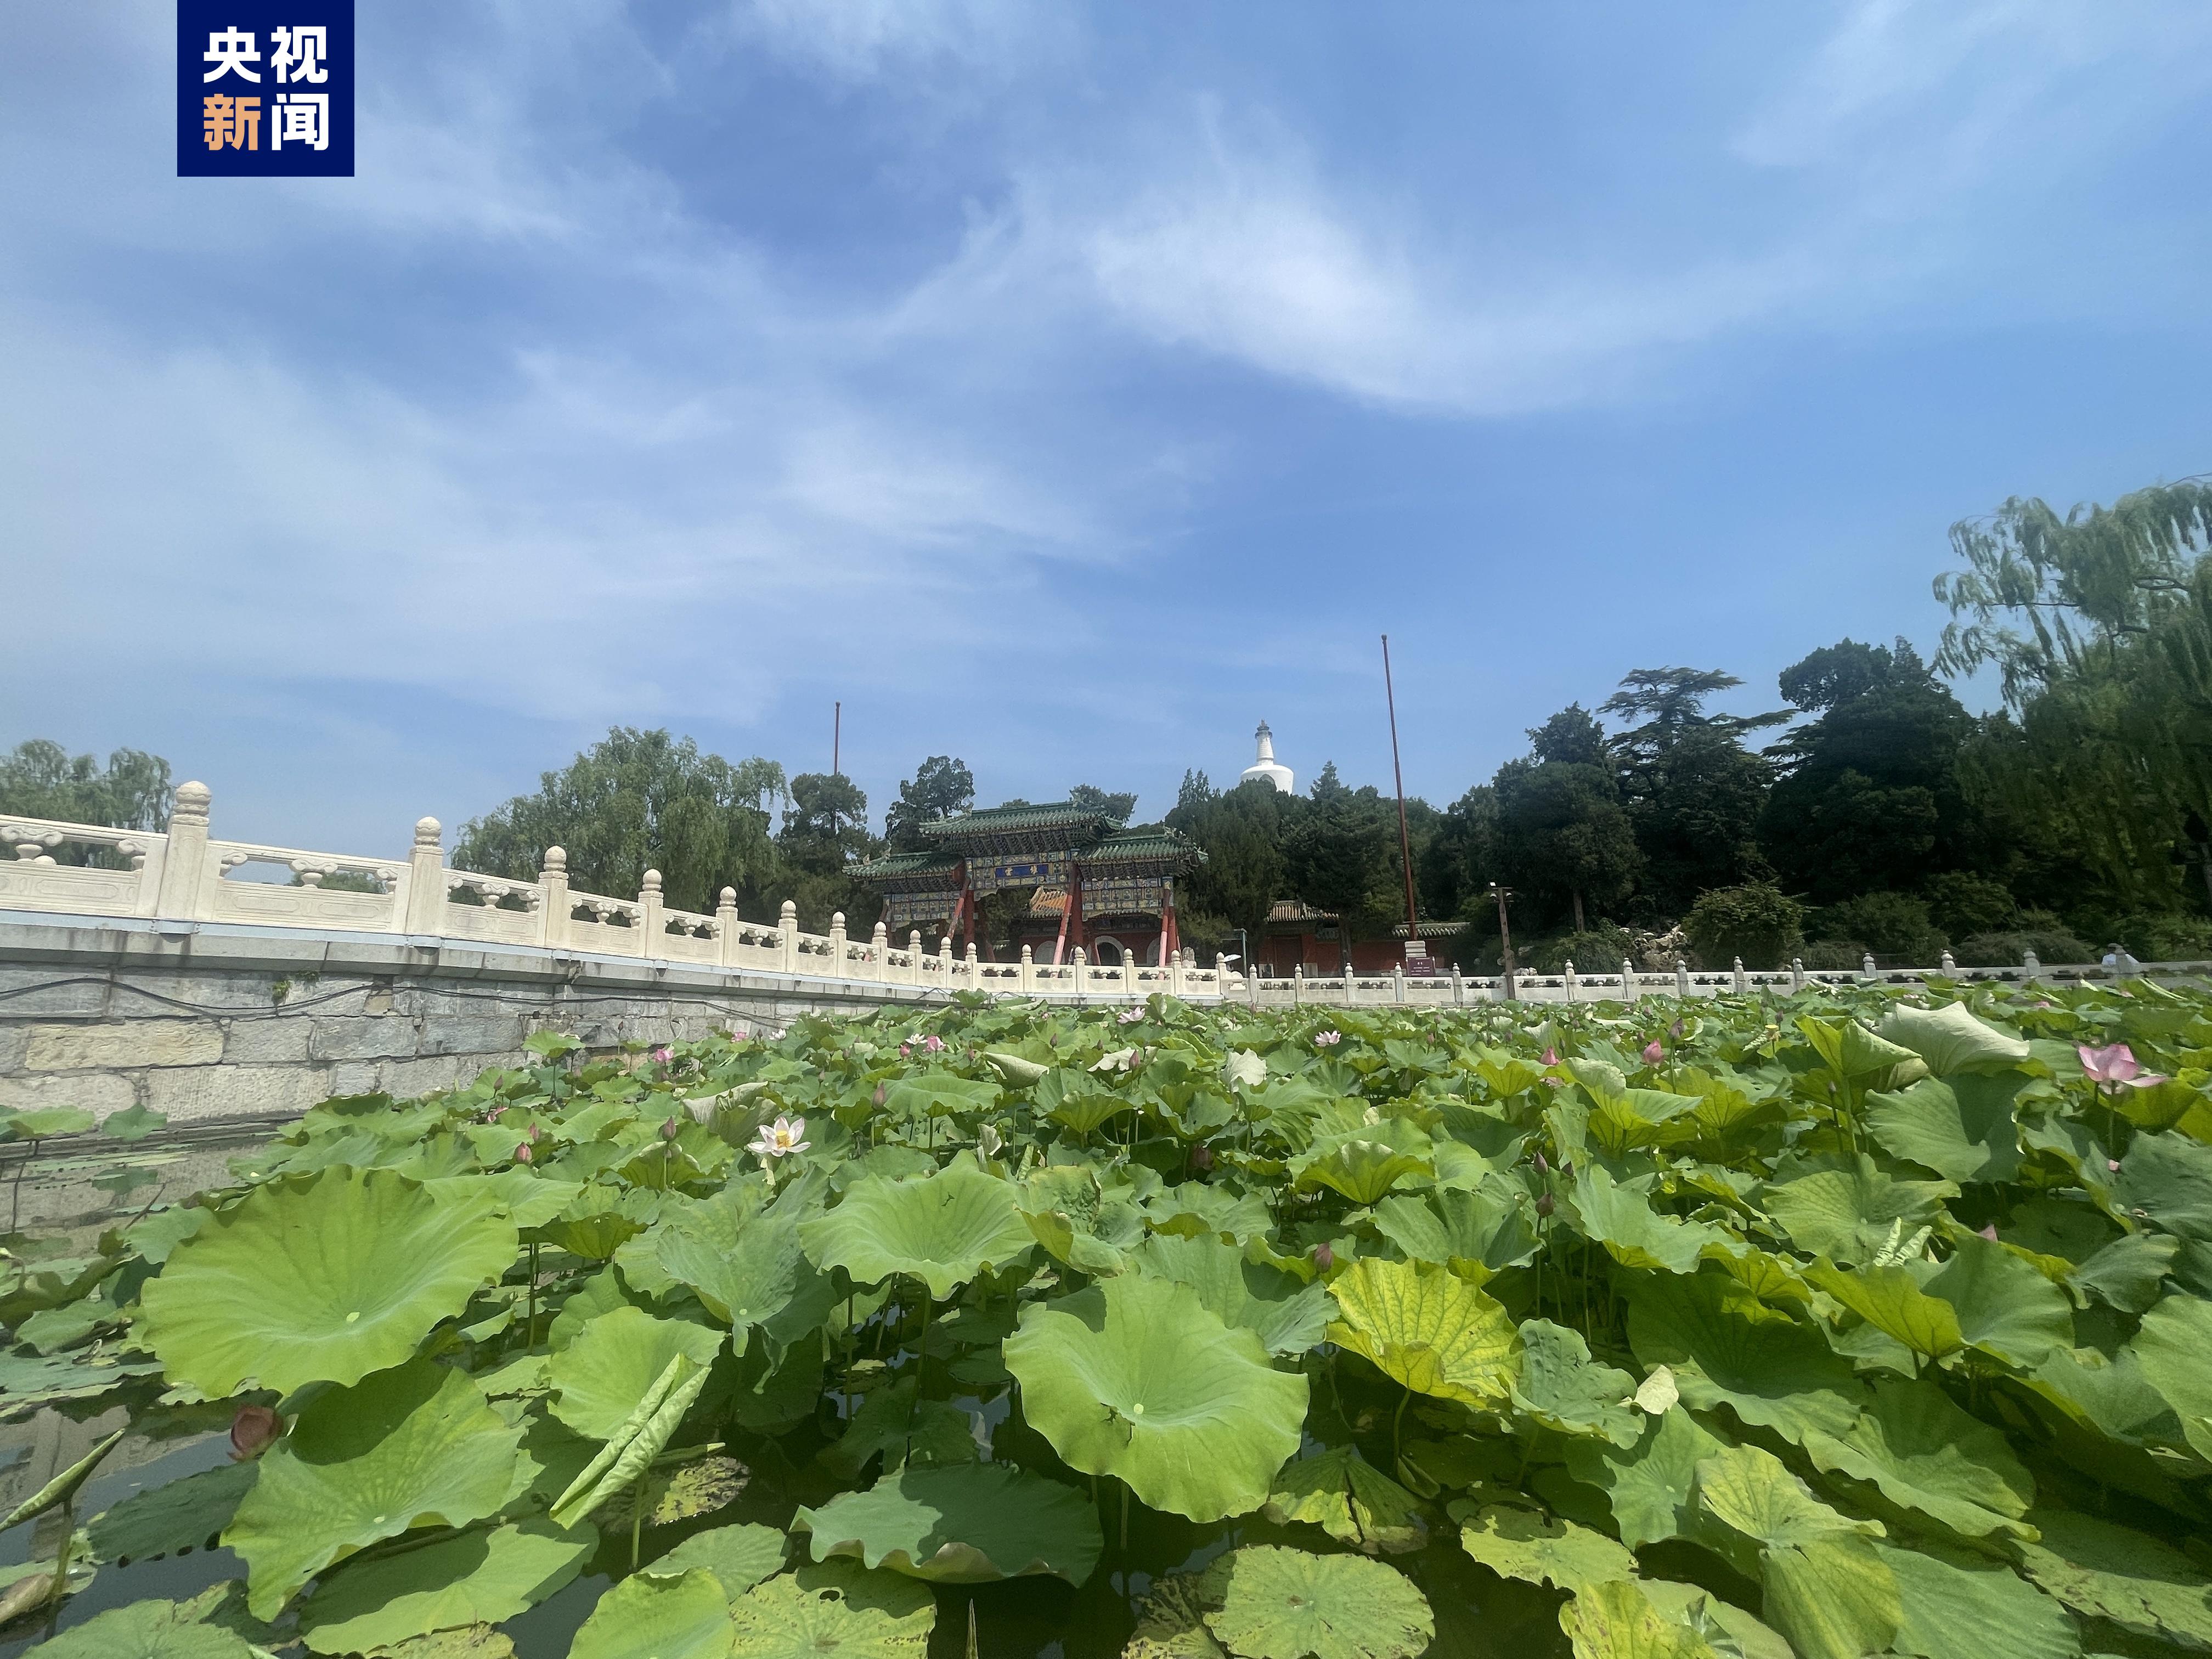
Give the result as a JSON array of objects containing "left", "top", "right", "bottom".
[{"left": 3, "top": 781, "right": 2194, "bottom": 1131}]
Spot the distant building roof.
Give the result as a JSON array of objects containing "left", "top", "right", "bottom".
[
  {"left": 916, "top": 802, "right": 1115, "bottom": 839},
  {"left": 1392, "top": 919, "right": 1468, "bottom": 938},
  {"left": 1267, "top": 899, "right": 1338, "bottom": 926}
]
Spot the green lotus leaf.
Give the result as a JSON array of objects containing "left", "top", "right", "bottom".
[
  {"left": 1921, "top": 1233, "right": 2074, "bottom": 1368},
  {"left": 1453, "top": 1502, "right": 1637, "bottom": 1593},
  {"left": 1129, "top": 1232, "right": 1333, "bottom": 1355},
  {"left": 1804, "top": 1260, "right": 1964, "bottom": 1359},
  {"left": 14, "top": 1596, "right": 255, "bottom": 1658},
  {"left": 1564, "top": 1406, "right": 1730, "bottom": 1551},
  {"left": 1326, "top": 1256, "right": 1520, "bottom": 1406},
  {"left": 2, "top": 1105, "right": 96, "bottom": 1139},
  {"left": 139, "top": 1167, "right": 519, "bottom": 1397},
  {"left": 1875, "top": 1003, "right": 2030, "bottom": 1076},
  {"left": 0, "top": 1347, "right": 164, "bottom": 1411},
  {"left": 1762, "top": 1154, "right": 1957, "bottom": 1265},
  {"left": 799, "top": 1164, "right": 1033, "bottom": 1300},
  {"left": 1626, "top": 1272, "right": 1864, "bottom": 1444},
  {"left": 1758, "top": 1536, "right": 1902, "bottom": 1659},
  {"left": 425, "top": 1167, "right": 586, "bottom": 1231},
  {"left": 1371, "top": 1183, "right": 1540, "bottom": 1273},
  {"left": 1874, "top": 1540, "right": 2080, "bottom": 1659},
  {"left": 1800, "top": 1380, "right": 2034, "bottom": 1538},
  {"left": 647, "top": 1522, "right": 788, "bottom": 1598},
  {"left": 2114, "top": 1132, "right": 2212, "bottom": 1242},
  {"left": 1586, "top": 1088, "right": 1708, "bottom": 1157},
  {"left": 1203, "top": 1545, "right": 1435, "bottom": 1659},
  {"left": 1003, "top": 1272, "right": 1307, "bottom": 1522},
  {"left": 1569, "top": 1165, "right": 1733, "bottom": 1274},
  {"left": 1636, "top": 1582, "right": 1790, "bottom": 1659},
  {"left": 1294, "top": 1135, "right": 1434, "bottom": 1205},
  {"left": 1511, "top": 1319, "right": 1642, "bottom": 1446},
  {"left": 224, "top": 1357, "right": 523, "bottom": 1619},
  {"left": 794, "top": 1460, "right": 1101, "bottom": 1584},
  {"left": 297, "top": 1519, "right": 595, "bottom": 1654},
  {"left": 1143, "top": 1181, "right": 1274, "bottom": 1244},
  {"left": 884, "top": 1072, "right": 1001, "bottom": 1122},
  {"left": 1017, "top": 1164, "right": 1146, "bottom": 1275},
  {"left": 1560, "top": 1579, "right": 1724, "bottom": 1659},
  {"left": 1262, "top": 1447, "right": 1427, "bottom": 1554},
  {"left": 2132, "top": 1292, "right": 2212, "bottom": 1459},
  {"left": 2014, "top": 1507, "right": 2212, "bottom": 1648},
  {"left": 568, "top": 1567, "right": 732, "bottom": 1659},
  {"left": 651, "top": 1194, "right": 811, "bottom": 1343},
  {"left": 549, "top": 1304, "right": 724, "bottom": 1440},
  {"left": 551, "top": 1352, "right": 713, "bottom": 1529},
  {"left": 818, "top": 1377, "right": 979, "bottom": 1480},
  {"left": 1127, "top": 1568, "right": 1233, "bottom": 1659},
  {"left": 89, "top": 1460, "right": 258, "bottom": 1563},
  {"left": 600, "top": 1454, "right": 752, "bottom": 1530},
  {"left": 1693, "top": 1445, "right": 1881, "bottom": 1555},
  {"left": 729, "top": 1560, "right": 935, "bottom": 1658},
  {"left": 376, "top": 1627, "right": 517, "bottom": 1657},
  {"left": 97, "top": 1103, "right": 169, "bottom": 1142},
  {"left": 2018, "top": 1341, "right": 2179, "bottom": 1445},
  {"left": 2067, "top": 1231, "right": 2178, "bottom": 1313},
  {"left": 1866, "top": 1075, "right": 2027, "bottom": 1183}
]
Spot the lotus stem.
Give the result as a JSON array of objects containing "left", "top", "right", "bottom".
[
  {"left": 1120, "top": 1479, "right": 1129, "bottom": 1551},
  {"left": 1393, "top": 1387, "right": 1409, "bottom": 1473},
  {"left": 10, "top": 1139, "right": 36, "bottom": 1234},
  {"left": 630, "top": 1475, "right": 645, "bottom": 1570},
  {"left": 526, "top": 1242, "right": 540, "bottom": 1348},
  {"left": 47, "top": 1497, "right": 71, "bottom": 1610}
]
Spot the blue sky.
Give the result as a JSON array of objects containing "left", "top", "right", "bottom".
[{"left": 5, "top": 2, "right": 2210, "bottom": 859}]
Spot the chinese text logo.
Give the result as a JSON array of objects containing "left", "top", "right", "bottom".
[{"left": 177, "top": 3, "right": 353, "bottom": 177}]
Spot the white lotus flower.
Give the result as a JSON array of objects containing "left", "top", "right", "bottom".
[{"left": 747, "top": 1115, "right": 809, "bottom": 1162}]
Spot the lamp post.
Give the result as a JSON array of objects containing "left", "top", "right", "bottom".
[{"left": 1489, "top": 882, "right": 1516, "bottom": 1001}]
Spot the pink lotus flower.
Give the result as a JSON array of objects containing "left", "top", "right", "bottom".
[
  {"left": 1642, "top": 1041, "right": 1664, "bottom": 1065},
  {"left": 872, "top": 1082, "right": 887, "bottom": 1108},
  {"left": 651, "top": 1046, "right": 673, "bottom": 1065},
  {"left": 230, "top": 1405, "right": 282, "bottom": 1460},
  {"left": 1541, "top": 1047, "right": 1559, "bottom": 1065},
  {"left": 1118, "top": 1007, "right": 1145, "bottom": 1024},
  {"left": 513, "top": 1142, "right": 533, "bottom": 1165},
  {"left": 2078, "top": 1043, "right": 2167, "bottom": 1089},
  {"left": 1978, "top": 1223, "right": 2000, "bottom": 1240},
  {"left": 899, "top": 1043, "right": 911, "bottom": 1059},
  {"left": 924, "top": 1034, "right": 945, "bottom": 1053},
  {"left": 1314, "top": 1030, "right": 1341, "bottom": 1047}
]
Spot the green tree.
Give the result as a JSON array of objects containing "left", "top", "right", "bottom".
[
  {"left": 776, "top": 772, "right": 880, "bottom": 932},
  {"left": 0, "top": 740, "right": 172, "bottom": 833},
  {"left": 1068, "top": 785, "right": 1138, "bottom": 823},
  {"left": 453, "top": 728, "right": 785, "bottom": 915},
  {"left": 1166, "top": 771, "right": 1292, "bottom": 944},
  {"left": 884, "top": 757, "right": 975, "bottom": 850},
  {"left": 1284, "top": 764, "right": 1398, "bottom": 934},
  {"left": 1760, "top": 639, "right": 1983, "bottom": 904},
  {"left": 1491, "top": 710, "right": 1640, "bottom": 933},
  {"left": 1682, "top": 882, "right": 1804, "bottom": 970},
  {"left": 1601, "top": 669, "right": 1781, "bottom": 918}
]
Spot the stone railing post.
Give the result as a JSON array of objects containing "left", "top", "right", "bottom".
[
  {"left": 1861, "top": 951, "right": 1877, "bottom": 979},
  {"left": 640, "top": 870, "right": 665, "bottom": 960},
  {"left": 1622, "top": 958, "right": 1636, "bottom": 1001},
  {"left": 1020, "top": 944, "right": 1034, "bottom": 994},
  {"left": 966, "top": 941, "right": 980, "bottom": 993},
  {"left": 539, "top": 847, "right": 571, "bottom": 950},
  {"left": 1392, "top": 963, "right": 1406, "bottom": 1005},
  {"left": 154, "top": 781, "right": 213, "bottom": 920},
  {"left": 1939, "top": 949, "right": 1956, "bottom": 974},
  {"left": 1563, "top": 960, "right": 1578, "bottom": 1002},
  {"left": 403, "top": 816, "right": 445, "bottom": 935},
  {"left": 2022, "top": 948, "right": 2041, "bottom": 985},
  {"left": 909, "top": 930, "right": 923, "bottom": 988},
  {"left": 1293, "top": 962, "right": 1304, "bottom": 1008},
  {"left": 1451, "top": 963, "right": 1464, "bottom": 1006},
  {"left": 870, "top": 919, "right": 889, "bottom": 982},
  {"left": 830, "top": 911, "right": 848, "bottom": 980},
  {"left": 1732, "top": 957, "right": 1747, "bottom": 995},
  {"left": 1072, "top": 946, "right": 1088, "bottom": 1003},
  {"left": 1675, "top": 957, "right": 1690, "bottom": 998},
  {"left": 715, "top": 888, "right": 740, "bottom": 966},
  {"left": 780, "top": 900, "right": 800, "bottom": 973},
  {"left": 938, "top": 934, "right": 953, "bottom": 988},
  {"left": 1791, "top": 957, "right": 1805, "bottom": 994}
]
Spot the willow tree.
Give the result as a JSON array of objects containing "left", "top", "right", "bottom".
[{"left": 1936, "top": 478, "right": 2212, "bottom": 904}]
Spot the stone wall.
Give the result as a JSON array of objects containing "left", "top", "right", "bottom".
[{"left": 0, "top": 913, "right": 939, "bottom": 1130}]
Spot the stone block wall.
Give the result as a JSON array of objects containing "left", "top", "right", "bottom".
[{"left": 0, "top": 915, "right": 934, "bottom": 1130}]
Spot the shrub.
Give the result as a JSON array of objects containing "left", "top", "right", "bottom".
[
  {"left": 2113, "top": 911, "right": 2212, "bottom": 962},
  {"left": 1922, "top": 871, "right": 2016, "bottom": 939},
  {"left": 1797, "top": 939, "right": 1867, "bottom": 970},
  {"left": 1683, "top": 883, "right": 1804, "bottom": 970},
  {"left": 1523, "top": 926, "right": 1635, "bottom": 974},
  {"left": 1955, "top": 927, "right": 2094, "bottom": 967},
  {"left": 1812, "top": 892, "right": 1946, "bottom": 964}
]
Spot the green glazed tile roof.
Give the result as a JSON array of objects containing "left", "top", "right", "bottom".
[
  {"left": 848, "top": 850, "right": 962, "bottom": 879},
  {"left": 916, "top": 803, "right": 1113, "bottom": 838}
]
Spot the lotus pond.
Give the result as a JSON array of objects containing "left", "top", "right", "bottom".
[{"left": 4, "top": 979, "right": 2212, "bottom": 1659}]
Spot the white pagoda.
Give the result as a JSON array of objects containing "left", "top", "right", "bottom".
[{"left": 1240, "top": 721, "right": 1294, "bottom": 793}]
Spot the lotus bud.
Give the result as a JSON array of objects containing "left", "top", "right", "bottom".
[
  {"left": 660, "top": 1116, "right": 681, "bottom": 1142},
  {"left": 229, "top": 1404, "right": 282, "bottom": 1461},
  {"left": 514, "top": 1142, "right": 533, "bottom": 1164},
  {"left": 872, "top": 1082, "right": 887, "bottom": 1108},
  {"left": 1642, "top": 1040, "right": 1664, "bottom": 1065},
  {"left": 1541, "top": 1047, "right": 1559, "bottom": 1065},
  {"left": 651, "top": 1046, "right": 673, "bottom": 1065},
  {"left": 1560, "top": 1159, "right": 1574, "bottom": 1178},
  {"left": 1192, "top": 1144, "right": 1214, "bottom": 1170},
  {"left": 1536, "top": 1192, "right": 1556, "bottom": 1218},
  {"left": 1312, "top": 1242, "right": 1335, "bottom": 1270},
  {"left": 528, "top": 1124, "right": 542, "bottom": 1141},
  {"left": 1532, "top": 1150, "right": 1549, "bottom": 1174},
  {"left": 1669, "top": 1019, "right": 1685, "bottom": 1040},
  {"left": 1977, "top": 1223, "right": 1999, "bottom": 1240},
  {"left": 2107, "top": 1158, "right": 2122, "bottom": 1172}
]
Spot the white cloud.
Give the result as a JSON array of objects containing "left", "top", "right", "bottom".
[{"left": 726, "top": 0, "right": 1074, "bottom": 86}]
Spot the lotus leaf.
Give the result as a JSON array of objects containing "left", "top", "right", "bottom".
[
  {"left": 1326, "top": 1257, "right": 1520, "bottom": 1405},
  {"left": 1569, "top": 1166, "right": 1731, "bottom": 1274},
  {"left": 139, "top": 1167, "right": 518, "bottom": 1397},
  {"left": 1637, "top": 1582, "right": 1791, "bottom": 1659},
  {"left": 1801, "top": 1380, "right": 2033, "bottom": 1538},
  {"left": 13, "top": 1596, "right": 255, "bottom": 1658},
  {"left": 297, "top": 1519, "right": 594, "bottom": 1654},
  {"left": 794, "top": 1460, "right": 1101, "bottom": 1583},
  {"left": 1876, "top": 1003, "right": 2031, "bottom": 1076},
  {"left": 1804, "top": 1259, "right": 1965, "bottom": 1359},
  {"left": 1694, "top": 1444, "right": 1880, "bottom": 1554},
  {"left": 1922, "top": 1233, "right": 2074, "bottom": 1368},
  {"left": 646, "top": 1522, "right": 788, "bottom": 1598},
  {"left": 1626, "top": 1273, "right": 1864, "bottom": 1443},
  {"left": 89, "top": 1461, "right": 258, "bottom": 1563},
  {"left": 1560, "top": 1579, "right": 1723, "bottom": 1659},
  {"left": 1371, "top": 1183, "right": 1539, "bottom": 1273},
  {"left": 1003, "top": 1272, "right": 1307, "bottom": 1521},
  {"left": 601, "top": 1454, "right": 751, "bottom": 1528},
  {"left": 1511, "top": 1319, "right": 1643, "bottom": 1446},
  {"left": 551, "top": 1352, "right": 713, "bottom": 1528},
  {"left": 1203, "top": 1545, "right": 1434, "bottom": 1659},
  {"left": 1866, "top": 1074, "right": 2028, "bottom": 1185},
  {"left": 1763, "top": 1155, "right": 1957, "bottom": 1265},
  {"left": 1757, "top": 1536, "right": 1901, "bottom": 1659},
  {"left": 2131, "top": 1291, "right": 2212, "bottom": 1459},
  {"left": 651, "top": 1197, "right": 810, "bottom": 1342},
  {"left": 2114, "top": 1131, "right": 2212, "bottom": 1241},
  {"left": 1262, "top": 1447, "right": 1427, "bottom": 1554},
  {"left": 1874, "top": 1541, "right": 2080, "bottom": 1659},
  {"left": 1144, "top": 1181, "right": 1274, "bottom": 1244},
  {"left": 728, "top": 1560, "right": 935, "bottom": 1658},
  {"left": 2014, "top": 1507, "right": 2212, "bottom": 1649},
  {"left": 819, "top": 1378, "right": 979, "bottom": 1479},
  {"left": 1130, "top": 1233, "right": 1333, "bottom": 1355},
  {"left": 1565, "top": 1406, "right": 1729, "bottom": 1550},
  {"left": 225, "top": 1357, "right": 523, "bottom": 1618},
  {"left": 549, "top": 1305, "right": 724, "bottom": 1440},
  {"left": 2067, "top": 1230, "right": 2177, "bottom": 1313},
  {"left": 567, "top": 1567, "right": 732, "bottom": 1659},
  {"left": 426, "top": 1167, "right": 586, "bottom": 1231},
  {"left": 1127, "top": 1568, "right": 1233, "bottom": 1659},
  {"left": 799, "top": 1164, "right": 1033, "bottom": 1299},
  {"left": 1454, "top": 1503, "right": 1637, "bottom": 1593}
]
